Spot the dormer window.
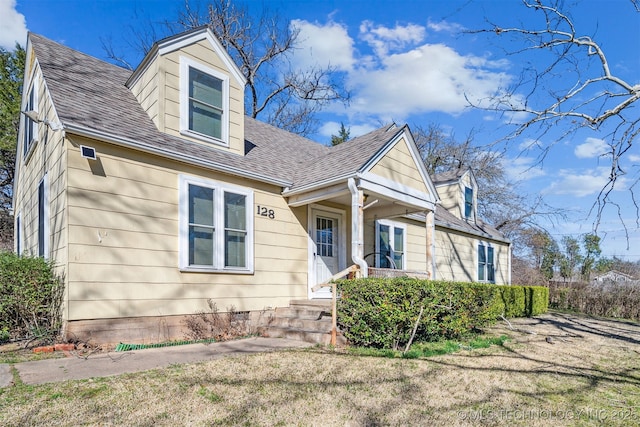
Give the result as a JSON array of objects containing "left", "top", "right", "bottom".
[
  {"left": 464, "top": 186, "right": 473, "bottom": 219},
  {"left": 180, "top": 57, "right": 229, "bottom": 146}
]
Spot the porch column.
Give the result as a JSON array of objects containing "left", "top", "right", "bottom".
[
  {"left": 425, "top": 210, "right": 435, "bottom": 279},
  {"left": 348, "top": 178, "right": 368, "bottom": 278}
]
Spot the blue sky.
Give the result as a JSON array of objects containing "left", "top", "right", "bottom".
[{"left": 2, "top": 0, "right": 639, "bottom": 261}]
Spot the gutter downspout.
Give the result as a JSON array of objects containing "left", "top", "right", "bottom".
[{"left": 348, "top": 178, "right": 368, "bottom": 277}]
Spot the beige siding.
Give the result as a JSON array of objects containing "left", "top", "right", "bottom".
[
  {"left": 437, "top": 182, "right": 462, "bottom": 218},
  {"left": 162, "top": 40, "right": 245, "bottom": 155},
  {"left": 64, "top": 136, "right": 308, "bottom": 321},
  {"left": 369, "top": 137, "right": 430, "bottom": 194},
  {"left": 363, "top": 217, "right": 427, "bottom": 273},
  {"left": 434, "top": 227, "right": 476, "bottom": 282},
  {"left": 13, "top": 57, "right": 69, "bottom": 317},
  {"left": 435, "top": 226, "right": 510, "bottom": 284},
  {"left": 128, "top": 58, "right": 159, "bottom": 127}
]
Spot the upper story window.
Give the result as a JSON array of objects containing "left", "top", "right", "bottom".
[
  {"left": 23, "top": 83, "right": 38, "bottom": 158},
  {"left": 464, "top": 186, "right": 473, "bottom": 219},
  {"left": 179, "top": 175, "right": 253, "bottom": 273},
  {"left": 180, "top": 57, "right": 229, "bottom": 146},
  {"left": 376, "top": 220, "right": 406, "bottom": 269}
]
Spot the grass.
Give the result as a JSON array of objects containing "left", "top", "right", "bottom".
[
  {"left": 345, "top": 335, "right": 508, "bottom": 359},
  {"left": 1, "top": 312, "right": 639, "bottom": 426}
]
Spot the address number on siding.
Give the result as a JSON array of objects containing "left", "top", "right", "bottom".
[{"left": 256, "top": 205, "right": 275, "bottom": 219}]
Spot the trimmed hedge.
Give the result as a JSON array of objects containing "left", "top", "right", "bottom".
[
  {"left": 0, "top": 252, "right": 64, "bottom": 342},
  {"left": 494, "top": 285, "right": 549, "bottom": 318},
  {"left": 336, "top": 278, "right": 548, "bottom": 349}
]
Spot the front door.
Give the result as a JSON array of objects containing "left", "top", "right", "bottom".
[{"left": 311, "top": 208, "right": 344, "bottom": 298}]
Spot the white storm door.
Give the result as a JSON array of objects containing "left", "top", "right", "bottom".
[{"left": 311, "top": 210, "right": 342, "bottom": 298}]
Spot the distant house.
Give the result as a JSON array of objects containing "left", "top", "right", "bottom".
[
  {"left": 593, "top": 270, "right": 636, "bottom": 283},
  {"left": 13, "top": 28, "right": 511, "bottom": 344}
]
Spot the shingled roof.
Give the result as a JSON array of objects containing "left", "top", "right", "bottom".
[
  {"left": 29, "top": 32, "right": 398, "bottom": 189},
  {"left": 434, "top": 206, "right": 508, "bottom": 242}
]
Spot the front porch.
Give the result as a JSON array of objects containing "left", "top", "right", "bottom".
[{"left": 286, "top": 174, "right": 437, "bottom": 299}]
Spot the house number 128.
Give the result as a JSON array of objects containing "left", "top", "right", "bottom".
[{"left": 256, "top": 205, "right": 275, "bottom": 219}]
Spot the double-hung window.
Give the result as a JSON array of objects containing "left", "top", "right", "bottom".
[
  {"left": 376, "top": 220, "right": 406, "bottom": 269},
  {"left": 464, "top": 186, "right": 473, "bottom": 219},
  {"left": 180, "top": 175, "right": 253, "bottom": 272},
  {"left": 23, "top": 84, "right": 38, "bottom": 158},
  {"left": 180, "top": 57, "right": 229, "bottom": 145},
  {"left": 478, "top": 243, "right": 495, "bottom": 283}
]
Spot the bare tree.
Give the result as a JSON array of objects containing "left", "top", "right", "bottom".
[
  {"left": 176, "top": 0, "right": 349, "bottom": 136},
  {"left": 414, "top": 123, "right": 565, "bottom": 238},
  {"left": 468, "top": 0, "right": 639, "bottom": 231},
  {"left": 103, "top": 0, "right": 349, "bottom": 137}
]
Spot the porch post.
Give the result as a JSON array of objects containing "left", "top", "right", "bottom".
[
  {"left": 348, "top": 178, "right": 368, "bottom": 278},
  {"left": 425, "top": 210, "right": 435, "bottom": 279}
]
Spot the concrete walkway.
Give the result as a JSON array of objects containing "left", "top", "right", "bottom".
[{"left": 0, "top": 337, "right": 313, "bottom": 387}]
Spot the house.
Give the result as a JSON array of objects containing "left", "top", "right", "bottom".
[
  {"left": 13, "top": 28, "right": 511, "bottom": 344},
  {"left": 593, "top": 270, "right": 636, "bottom": 283}
]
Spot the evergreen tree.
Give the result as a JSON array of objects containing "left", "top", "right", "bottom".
[{"left": 331, "top": 122, "right": 350, "bottom": 146}]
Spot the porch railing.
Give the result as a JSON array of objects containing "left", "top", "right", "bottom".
[
  {"left": 368, "top": 268, "right": 430, "bottom": 279},
  {"left": 311, "top": 265, "right": 360, "bottom": 346}
]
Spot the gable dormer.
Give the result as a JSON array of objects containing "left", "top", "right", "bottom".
[
  {"left": 126, "top": 27, "right": 247, "bottom": 156},
  {"left": 432, "top": 168, "right": 478, "bottom": 223}
]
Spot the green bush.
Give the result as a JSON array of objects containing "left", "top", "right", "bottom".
[
  {"left": 0, "top": 252, "right": 64, "bottom": 342},
  {"left": 336, "top": 278, "right": 501, "bottom": 349},
  {"left": 336, "top": 278, "right": 548, "bottom": 349},
  {"left": 492, "top": 285, "right": 549, "bottom": 317}
]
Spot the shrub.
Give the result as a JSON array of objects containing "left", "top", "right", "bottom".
[
  {"left": 183, "top": 300, "right": 253, "bottom": 341},
  {"left": 337, "top": 278, "right": 548, "bottom": 349},
  {"left": 0, "top": 252, "right": 64, "bottom": 342},
  {"left": 493, "top": 285, "right": 549, "bottom": 317},
  {"left": 337, "top": 278, "right": 502, "bottom": 349},
  {"left": 549, "top": 281, "right": 640, "bottom": 321}
]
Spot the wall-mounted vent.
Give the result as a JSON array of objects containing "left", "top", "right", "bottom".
[{"left": 80, "top": 145, "right": 96, "bottom": 160}]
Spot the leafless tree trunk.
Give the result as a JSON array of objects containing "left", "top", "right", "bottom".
[{"left": 468, "top": 0, "right": 639, "bottom": 232}]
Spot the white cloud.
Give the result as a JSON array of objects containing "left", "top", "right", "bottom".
[
  {"left": 348, "top": 43, "right": 511, "bottom": 121},
  {"left": 518, "top": 138, "right": 544, "bottom": 151},
  {"left": 546, "top": 167, "right": 628, "bottom": 197},
  {"left": 574, "top": 137, "right": 610, "bottom": 159},
  {"left": 0, "top": 0, "right": 27, "bottom": 50},
  {"left": 291, "top": 18, "right": 512, "bottom": 125},
  {"left": 318, "top": 121, "right": 378, "bottom": 139},
  {"left": 359, "top": 21, "right": 425, "bottom": 57},
  {"left": 629, "top": 154, "right": 640, "bottom": 162},
  {"left": 290, "top": 19, "right": 354, "bottom": 71},
  {"left": 503, "top": 156, "right": 546, "bottom": 182},
  {"left": 427, "top": 19, "right": 465, "bottom": 33}
]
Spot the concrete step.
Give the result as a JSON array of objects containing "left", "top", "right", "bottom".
[
  {"left": 259, "top": 326, "right": 346, "bottom": 346},
  {"left": 289, "top": 299, "right": 332, "bottom": 310},
  {"left": 268, "top": 316, "right": 332, "bottom": 330},
  {"left": 273, "top": 307, "right": 330, "bottom": 320},
  {"left": 258, "top": 299, "right": 345, "bottom": 346}
]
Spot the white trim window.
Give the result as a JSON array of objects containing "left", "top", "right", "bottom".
[
  {"left": 375, "top": 219, "right": 406, "bottom": 269},
  {"left": 180, "top": 56, "right": 229, "bottom": 146},
  {"left": 23, "top": 82, "right": 38, "bottom": 158},
  {"left": 478, "top": 243, "right": 495, "bottom": 283},
  {"left": 179, "top": 175, "right": 253, "bottom": 272},
  {"left": 464, "top": 186, "right": 473, "bottom": 220}
]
